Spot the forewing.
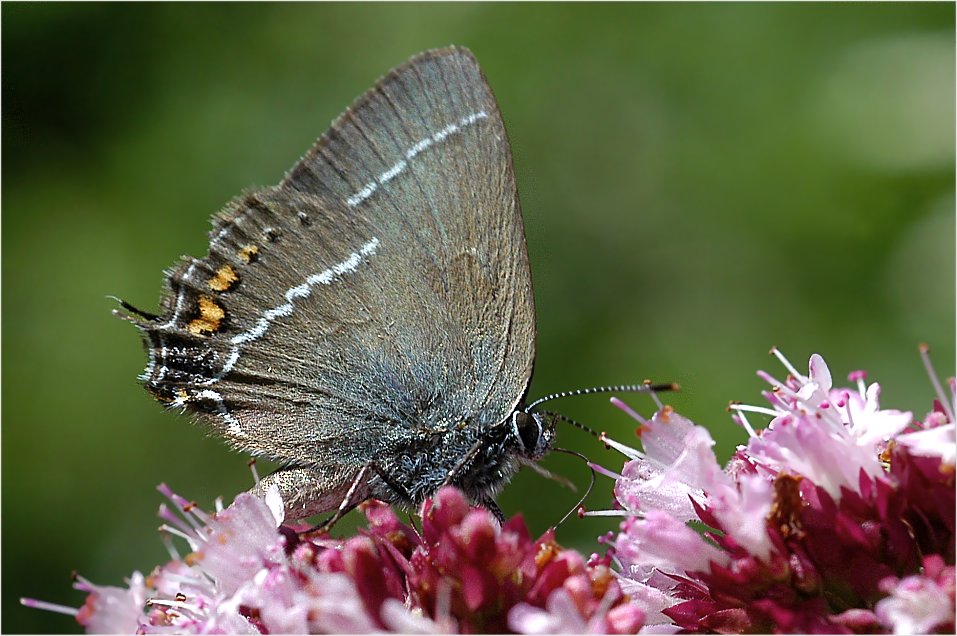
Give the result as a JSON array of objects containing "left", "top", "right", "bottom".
[{"left": 125, "top": 47, "right": 535, "bottom": 468}]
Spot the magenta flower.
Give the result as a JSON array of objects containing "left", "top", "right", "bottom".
[
  {"left": 875, "top": 555, "right": 956, "bottom": 634},
  {"left": 592, "top": 347, "right": 955, "bottom": 633},
  {"left": 24, "top": 346, "right": 954, "bottom": 634},
  {"left": 25, "top": 484, "right": 639, "bottom": 633}
]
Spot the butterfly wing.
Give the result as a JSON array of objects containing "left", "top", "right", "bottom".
[{"left": 125, "top": 48, "right": 535, "bottom": 484}]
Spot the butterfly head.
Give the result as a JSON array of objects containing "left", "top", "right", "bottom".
[{"left": 510, "top": 410, "right": 556, "bottom": 461}]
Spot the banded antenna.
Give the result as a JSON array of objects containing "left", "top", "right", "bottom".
[
  {"left": 538, "top": 409, "right": 602, "bottom": 439},
  {"left": 527, "top": 382, "right": 678, "bottom": 526},
  {"left": 526, "top": 382, "right": 678, "bottom": 413}
]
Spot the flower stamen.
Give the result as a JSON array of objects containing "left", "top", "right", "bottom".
[
  {"left": 770, "top": 346, "right": 806, "bottom": 382},
  {"left": 597, "top": 432, "right": 644, "bottom": 460},
  {"left": 920, "top": 343, "right": 956, "bottom": 423},
  {"left": 20, "top": 598, "right": 79, "bottom": 617}
]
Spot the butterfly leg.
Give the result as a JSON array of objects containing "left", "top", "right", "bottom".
[
  {"left": 308, "top": 463, "right": 374, "bottom": 533},
  {"left": 480, "top": 497, "right": 505, "bottom": 524},
  {"left": 441, "top": 440, "right": 506, "bottom": 522},
  {"left": 310, "top": 461, "right": 416, "bottom": 530},
  {"left": 367, "top": 462, "right": 415, "bottom": 503},
  {"left": 441, "top": 437, "right": 485, "bottom": 487}
]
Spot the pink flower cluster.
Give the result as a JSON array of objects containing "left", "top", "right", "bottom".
[
  {"left": 595, "top": 348, "right": 955, "bottom": 633},
  {"left": 24, "top": 348, "right": 955, "bottom": 634},
  {"left": 28, "top": 483, "right": 640, "bottom": 633}
]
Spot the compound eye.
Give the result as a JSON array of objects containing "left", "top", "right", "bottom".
[{"left": 513, "top": 411, "right": 541, "bottom": 454}]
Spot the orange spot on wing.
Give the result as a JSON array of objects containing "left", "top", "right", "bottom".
[
  {"left": 208, "top": 264, "right": 239, "bottom": 292},
  {"left": 187, "top": 296, "right": 226, "bottom": 335},
  {"left": 238, "top": 244, "right": 259, "bottom": 263}
]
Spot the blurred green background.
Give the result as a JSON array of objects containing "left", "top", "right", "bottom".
[{"left": 3, "top": 3, "right": 954, "bottom": 633}]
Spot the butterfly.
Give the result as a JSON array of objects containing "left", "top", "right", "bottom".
[{"left": 117, "top": 46, "right": 657, "bottom": 525}]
